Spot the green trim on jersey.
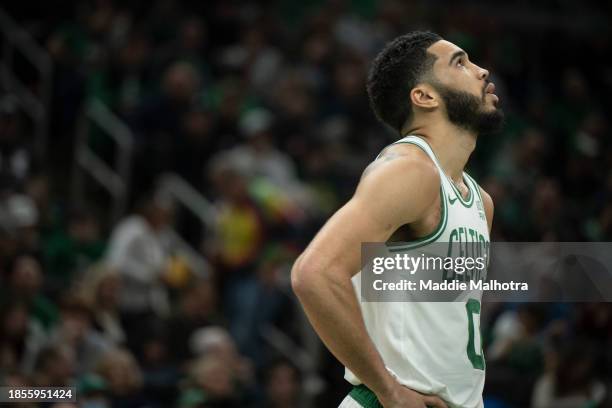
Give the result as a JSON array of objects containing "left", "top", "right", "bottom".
[
  {"left": 381, "top": 139, "right": 448, "bottom": 252},
  {"left": 387, "top": 185, "right": 448, "bottom": 252},
  {"left": 347, "top": 385, "right": 436, "bottom": 408},
  {"left": 466, "top": 299, "right": 486, "bottom": 370},
  {"left": 447, "top": 174, "right": 474, "bottom": 208},
  {"left": 465, "top": 173, "right": 483, "bottom": 203},
  {"left": 349, "top": 385, "right": 383, "bottom": 408},
  {"left": 384, "top": 135, "right": 474, "bottom": 208}
]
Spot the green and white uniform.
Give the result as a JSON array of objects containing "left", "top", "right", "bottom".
[{"left": 342, "top": 135, "right": 490, "bottom": 408}]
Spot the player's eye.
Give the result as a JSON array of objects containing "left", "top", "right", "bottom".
[{"left": 456, "top": 59, "right": 465, "bottom": 67}]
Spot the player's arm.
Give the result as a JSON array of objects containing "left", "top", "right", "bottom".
[{"left": 291, "top": 146, "right": 447, "bottom": 408}]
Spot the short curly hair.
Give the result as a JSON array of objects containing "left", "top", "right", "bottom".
[{"left": 366, "top": 31, "right": 442, "bottom": 133}]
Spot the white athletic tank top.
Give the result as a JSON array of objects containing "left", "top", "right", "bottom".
[{"left": 344, "top": 135, "right": 490, "bottom": 408}]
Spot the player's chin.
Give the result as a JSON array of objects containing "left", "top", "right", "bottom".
[
  {"left": 483, "top": 99, "right": 500, "bottom": 111},
  {"left": 478, "top": 105, "right": 506, "bottom": 134},
  {"left": 487, "top": 93, "right": 500, "bottom": 107}
]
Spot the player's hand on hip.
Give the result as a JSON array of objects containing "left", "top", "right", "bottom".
[
  {"left": 380, "top": 383, "right": 448, "bottom": 408},
  {"left": 420, "top": 393, "right": 448, "bottom": 408}
]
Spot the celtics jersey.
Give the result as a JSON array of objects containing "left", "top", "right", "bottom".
[{"left": 345, "top": 135, "right": 490, "bottom": 408}]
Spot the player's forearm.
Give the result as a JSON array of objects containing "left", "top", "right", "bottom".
[{"left": 291, "top": 257, "right": 397, "bottom": 402}]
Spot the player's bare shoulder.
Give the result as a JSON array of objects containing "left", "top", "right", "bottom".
[
  {"left": 360, "top": 142, "right": 440, "bottom": 192},
  {"left": 354, "top": 142, "right": 441, "bottom": 228}
]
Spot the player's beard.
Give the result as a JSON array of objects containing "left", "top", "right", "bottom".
[{"left": 433, "top": 83, "right": 504, "bottom": 135}]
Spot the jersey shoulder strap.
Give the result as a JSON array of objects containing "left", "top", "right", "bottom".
[{"left": 376, "top": 135, "right": 448, "bottom": 185}]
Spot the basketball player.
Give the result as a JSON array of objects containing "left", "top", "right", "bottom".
[{"left": 291, "top": 31, "right": 503, "bottom": 408}]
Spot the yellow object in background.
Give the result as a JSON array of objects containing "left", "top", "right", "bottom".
[{"left": 164, "top": 255, "right": 192, "bottom": 288}]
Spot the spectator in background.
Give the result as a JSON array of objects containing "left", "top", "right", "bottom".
[
  {"left": 1, "top": 255, "right": 58, "bottom": 330},
  {"left": 206, "top": 159, "right": 264, "bottom": 276},
  {"left": 0, "top": 301, "right": 47, "bottom": 376},
  {"left": 180, "top": 353, "right": 242, "bottom": 408},
  {"left": 297, "top": 29, "right": 334, "bottom": 95},
  {"left": 189, "top": 326, "right": 255, "bottom": 395},
  {"left": 109, "top": 30, "right": 153, "bottom": 117},
  {"left": 491, "top": 127, "right": 547, "bottom": 195},
  {"left": 130, "top": 61, "right": 201, "bottom": 185},
  {"left": 572, "top": 304, "right": 612, "bottom": 387},
  {"left": 270, "top": 70, "right": 316, "bottom": 155},
  {"left": 531, "top": 338, "right": 606, "bottom": 408},
  {"left": 105, "top": 191, "right": 174, "bottom": 324},
  {"left": 207, "top": 78, "right": 252, "bottom": 150},
  {"left": 325, "top": 55, "right": 371, "bottom": 130},
  {"left": 485, "top": 304, "right": 547, "bottom": 406},
  {"left": 43, "top": 207, "right": 106, "bottom": 295},
  {"left": 225, "top": 108, "right": 311, "bottom": 228},
  {"left": 77, "top": 373, "right": 111, "bottom": 408},
  {"left": 96, "top": 348, "right": 156, "bottom": 408},
  {"left": 231, "top": 108, "right": 298, "bottom": 191},
  {"left": 219, "top": 24, "right": 283, "bottom": 97},
  {"left": 550, "top": 68, "right": 593, "bottom": 138},
  {"left": 77, "top": 264, "right": 125, "bottom": 346},
  {"left": 529, "top": 178, "right": 577, "bottom": 240},
  {"left": 0, "top": 194, "right": 40, "bottom": 254},
  {"left": 46, "top": 295, "right": 111, "bottom": 376},
  {"left": 224, "top": 246, "right": 297, "bottom": 366},
  {"left": 139, "top": 329, "right": 181, "bottom": 407},
  {"left": 166, "top": 278, "right": 220, "bottom": 364},
  {"left": 565, "top": 111, "right": 608, "bottom": 201},
  {"left": 31, "top": 344, "right": 75, "bottom": 387},
  {"left": 174, "top": 108, "right": 217, "bottom": 191},
  {"left": 23, "top": 174, "right": 51, "bottom": 230},
  {"left": 261, "top": 358, "right": 303, "bottom": 408},
  {"left": 154, "top": 17, "right": 210, "bottom": 84},
  {"left": 574, "top": 303, "right": 612, "bottom": 352}
]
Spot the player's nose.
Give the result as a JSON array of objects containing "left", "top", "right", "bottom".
[{"left": 477, "top": 66, "right": 489, "bottom": 81}]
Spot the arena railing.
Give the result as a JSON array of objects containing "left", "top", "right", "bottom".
[
  {"left": 0, "top": 7, "right": 52, "bottom": 157},
  {"left": 157, "top": 172, "right": 219, "bottom": 228},
  {"left": 72, "top": 98, "right": 134, "bottom": 223},
  {"left": 72, "top": 102, "right": 213, "bottom": 278}
]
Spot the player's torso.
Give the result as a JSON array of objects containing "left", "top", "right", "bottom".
[{"left": 345, "top": 135, "right": 489, "bottom": 408}]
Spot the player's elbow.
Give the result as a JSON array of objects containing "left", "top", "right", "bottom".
[
  {"left": 291, "top": 254, "right": 319, "bottom": 298},
  {"left": 290, "top": 255, "right": 308, "bottom": 297}
]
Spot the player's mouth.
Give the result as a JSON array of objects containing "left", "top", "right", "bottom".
[{"left": 485, "top": 82, "right": 499, "bottom": 103}]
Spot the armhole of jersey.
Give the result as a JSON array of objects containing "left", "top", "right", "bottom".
[
  {"left": 465, "top": 173, "right": 484, "bottom": 205},
  {"left": 384, "top": 140, "right": 448, "bottom": 251},
  {"left": 447, "top": 174, "right": 474, "bottom": 208}
]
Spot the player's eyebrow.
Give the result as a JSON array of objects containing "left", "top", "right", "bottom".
[{"left": 449, "top": 50, "right": 467, "bottom": 66}]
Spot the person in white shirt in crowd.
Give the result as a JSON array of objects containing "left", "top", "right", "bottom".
[{"left": 105, "top": 191, "right": 174, "bottom": 337}]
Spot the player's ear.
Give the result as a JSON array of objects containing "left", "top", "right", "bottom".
[{"left": 410, "top": 84, "right": 438, "bottom": 110}]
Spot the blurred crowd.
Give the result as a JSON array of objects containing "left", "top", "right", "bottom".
[{"left": 1, "top": 0, "right": 612, "bottom": 407}]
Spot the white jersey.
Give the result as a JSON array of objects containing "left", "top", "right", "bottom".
[{"left": 345, "top": 135, "right": 490, "bottom": 408}]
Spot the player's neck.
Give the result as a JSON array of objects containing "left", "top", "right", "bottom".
[{"left": 404, "top": 122, "right": 476, "bottom": 183}]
